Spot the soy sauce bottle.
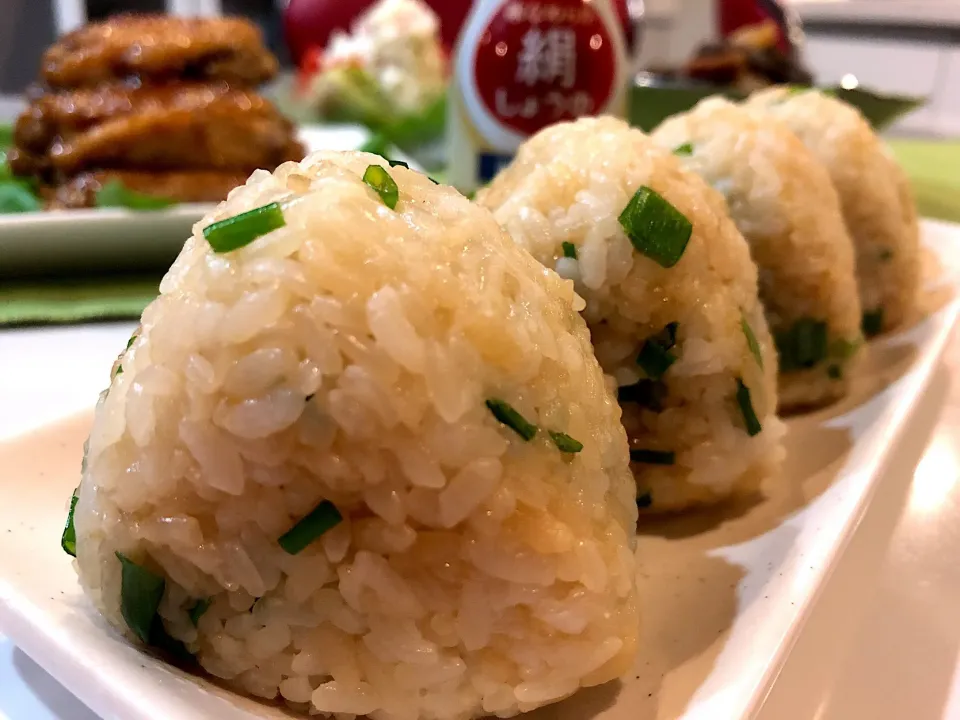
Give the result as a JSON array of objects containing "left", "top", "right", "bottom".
[{"left": 448, "top": 0, "right": 631, "bottom": 194}]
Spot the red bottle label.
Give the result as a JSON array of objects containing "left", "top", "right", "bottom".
[{"left": 472, "top": 0, "right": 618, "bottom": 137}]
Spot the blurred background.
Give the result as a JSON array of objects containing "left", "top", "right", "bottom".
[{"left": 1, "top": 0, "right": 958, "bottom": 137}]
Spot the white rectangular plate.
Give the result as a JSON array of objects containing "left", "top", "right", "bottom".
[
  {"left": 0, "top": 126, "right": 368, "bottom": 277},
  {"left": 0, "top": 221, "right": 957, "bottom": 720}
]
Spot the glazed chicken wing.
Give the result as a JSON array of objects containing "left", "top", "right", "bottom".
[{"left": 42, "top": 15, "right": 278, "bottom": 89}]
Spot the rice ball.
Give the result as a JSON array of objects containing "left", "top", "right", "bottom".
[
  {"left": 746, "top": 87, "right": 920, "bottom": 335},
  {"left": 652, "top": 97, "right": 862, "bottom": 409},
  {"left": 71, "top": 151, "right": 639, "bottom": 720},
  {"left": 477, "top": 116, "right": 785, "bottom": 513}
]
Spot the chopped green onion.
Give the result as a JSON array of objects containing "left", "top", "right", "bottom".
[
  {"left": 387, "top": 159, "right": 410, "bottom": 169},
  {"left": 96, "top": 180, "right": 174, "bottom": 211},
  {"left": 618, "top": 186, "right": 693, "bottom": 268},
  {"left": 673, "top": 143, "right": 694, "bottom": 156},
  {"left": 630, "top": 449, "right": 675, "bottom": 465},
  {"left": 125, "top": 334, "right": 137, "bottom": 351},
  {"left": 775, "top": 318, "right": 828, "bottom": 372},
  {"left": 735, "top": 379, "right": 762, "bottom": 436},
  {"left": 0, "top": 181, "right": 41, "bottom": 213},
  {"left": 741, "top": 314, "right": 764, "bottom": 369},
  {"left": 879, "top": 248, "right": 894, "bottom": 262},
  {"left": 827, "top": 364, "right": 843, "bottom": 380},
  {"left": 862, "top": 309, "right": 884, "bottom": 337},
  {"left": 486, "top": 399, "right": 538, "bottom": 441},
  {"left": 428, "top": 176, "right": 440, "bottom": 185},
  {"left": 830, "top": 337, "right": 860, "bottom": 360},
  {"left": 618, "top": 379, "right": 668, "bottom": 412},
  {"left": 278, "top": 500, "right": 343, "bottom": 555},
  {"left": 61, "top": 488, "right": 79, "bottom": 557},
  {"left": 549, "top": 431, "right": 583, "bottom": 453},
  {"left": 188, "top": 598, "right": 211, "bottom": 627},
  {"left": 116, "top": 551, "right": 165, "bottom": 644},
  {"left": 203, "top": 202, "right": 286, "bottom": 253},
  {"left": 362, "top": 165, "right": 399, "bottom": 210},
  {"left": 636, "top": 492, "right": 653, "bottom": 509},
  {"left": 561, "top": 241, "right": 578, "bottom": 259},
  {"left": 636, "top": 323, "right": 679, "bottom": 380}
]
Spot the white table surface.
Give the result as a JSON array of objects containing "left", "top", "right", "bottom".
[{"left": 1, "top": 321, "right": 959, "bottom": 720}]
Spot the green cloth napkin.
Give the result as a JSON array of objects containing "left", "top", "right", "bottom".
[{"left": 1, "top": 139, "right": 957, "bottom": 328}]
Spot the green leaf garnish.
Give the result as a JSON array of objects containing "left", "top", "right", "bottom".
[
  {"left": 95, "top": 180, "right": 175, "bottom": 211},
  {"left": 278, "top": 500, "right": 343, "bottom": 555},
  {"left": 673, "top": 143, "right": 694, "bottom": 156},
  {"left": 549, "top": 431, "right": 583, "bottom": 453},
  {"left": 363, "top": 164, "right": 399, "bottom": 210},
  {"left": 630, "top": 449, "right": 675, "bottom": 465},
  {"left": 741, "top": 314, "right": 763, "bottom": 369},
  {"left": 486, "top": 398, "right": 538, "bottom": 441},
  {"left": 116, "top": 551, "right": 165, "bottom": 644},
  {"left": 637, "top": 492, "right": 653, "bottom": 508},
  {"left": 862, "top": 309, "right": 884, "bottom": 337},
  {"left": 188, "top": 598, "right": 211, "bottom": 627},
  {"left": 61, "top": 488, "right": 79, "bottom": 557},
  {"left": 203, "top": 202, "right": 286, "bottom": 253},
  {"left": 636, "top": 323, "right": 679, "bottom": 380},
  {"left": 735, "top": 379, "right": 762, "bottom": 436},
  {"left": 618, "top": 186, "right": 693, "bottom": 268},
  {"left": 561, "top": 241, "right": 578, "bottom": 259},
  {"left": 0, "top": 181, "right": 41, "bottom": 214}
]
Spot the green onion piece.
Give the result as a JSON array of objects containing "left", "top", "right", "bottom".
[
  {"left": 116, "top": 551, "right": 165, "bottom": 644},
  {"left": 561, "top": 241, "right": 578, "bottom": 259},
  {"left": 362, "top": 164, "right": 399, "bottom": 210},
  {"left": 630, "top": 449, "right": 675, "bottom": 465},
  {"left": 278, "top": 500, "right": 343, "bottom": 555},
  {"left": 636, "top": 324, "right": 679, "bottom": 380},
  {"left": 637, "top": 492, "right": 653, "bottom": 509},
  {"left": 618, "top": 379, "right": 668, "bottom": 412},
  {"left": 736, "top": 379, "right": 762, "bottom": 436},
  {"left": 673, "top": 143, "right": 694, "bottom": 156},
  {"left": 742, "top": 314, "right": 764, "bottom": 369},
  {"left": 95, "top": 180, "right": 174, "bottom": 211},
  {"left": 388, "top": 159, "right": 410, "bottom": 169},
  {"left": 549, "top": 431, "right": 583, "bottom": 454},
  {"left": 862, "top": 309, "right": 884, "bottom": 337},
  {"left": 428, "top": 176, "right": 440, "bottom": 185},
  {"left": 125, "top": 334, "right": 137, "bottom": 351},
  {"left": 61, "top": 488, "right": 79, "bottom": 557},
  {"left": 618, "top": 186, "right": 693, "bottom": 268},
  {"left": 203, "top": 202, "right": 286, "bottom": 253},
  {"left": 486, "top": 398, "right": 538, "bottom": 441},
  {"left": 188, "top": 598, "right": 211, "bottom": 626},
  {"left": 0, "top": 181, "right": 41, "bottom": 214},
  {"left": 830, "top": 337, "right": 860, "bottom": 360},
  {"left": 775, "top": 318, "right": 828, "bottom": 372},
  {"left": 828, "top": 364, "right": 843, "bottom": 380}
]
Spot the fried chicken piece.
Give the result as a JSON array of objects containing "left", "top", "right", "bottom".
[
  {"left": 42, "top": 15, "right": 278, "bottom": 89},
  {"left": 43, "top": 169, "right": 251, "bottom": 209},
  {"left": 13, "top": 82, "right": 304, "bottom": 176}
]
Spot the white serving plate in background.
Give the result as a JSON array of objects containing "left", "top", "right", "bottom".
[
  {"left": 0, "top": 222, "right": 957, "bottom": 720},
  {"left": 0, "top": 126, "right": 368, "bottom": 278}
]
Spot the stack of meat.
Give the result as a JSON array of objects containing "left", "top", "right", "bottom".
[{"left": 8, "top": 15, "right": 304, "bottom": 209}]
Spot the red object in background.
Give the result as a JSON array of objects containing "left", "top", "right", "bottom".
[
  {"left": 718, "top": 0, "right": 790, "bottom": 52},
  {"left": 284, "top": 0, "right": 632, "bottom": 69}
]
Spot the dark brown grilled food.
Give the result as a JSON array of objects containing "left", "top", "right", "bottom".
[
  {"left": 10, "top": 14, "right": 304, "bottom": 210},
  {"left": 14, "top": 83, "right": 304, "bottom": 177},
  {"left": 44, "top": 170, "right": 252, "bottom": 209},
  {"left": 42, "top": 15, "right": 278, "bottom": 89}
]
